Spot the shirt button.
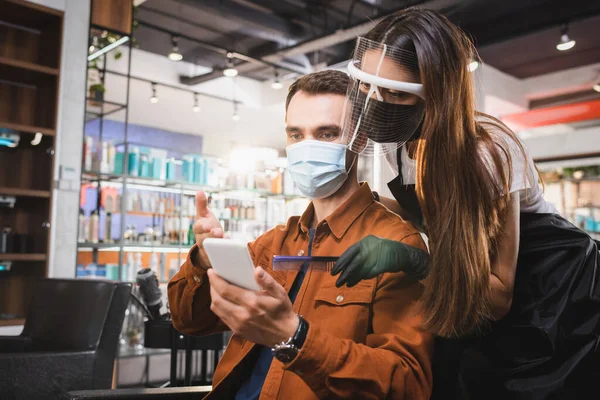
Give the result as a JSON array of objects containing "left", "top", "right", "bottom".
[
  {"left": 193, "top": 276, "right": 202, "bottom": 283},
  {"left": 336, "top": 295, "right": 344, "bottom": 303},
  {"left": 297, "top": 250, "right": 304, "bottom": 256}
]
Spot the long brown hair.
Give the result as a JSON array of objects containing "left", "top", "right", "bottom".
[{"left": 365, "top": 8, "right": 525, "bottom": 337}]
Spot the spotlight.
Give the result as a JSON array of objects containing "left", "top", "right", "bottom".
[
  {"left": 556, "top": 24, "right": 576, "bottom": 51},
  {"left": 271, "top": 69, "right": 283, "bottom": 89},
  {"left": 223, "top": 53, "right": 238, "bottom": 77},
  {"left": 150, "top": 82, "right": 159, "bottom": 104},
  {"left": 593, "top": 82, "right": 600, "bottom": 93},
  {"left": 192, "top": 93, "right": 201, "bottom": 112},
  {"left": 168, "top": 36, "right": 183, "bottom": 61},
  {"left": 468, "top": 60, "right": 480, "bottom": 72}
]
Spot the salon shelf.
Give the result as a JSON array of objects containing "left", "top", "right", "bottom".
[
  {"left": 0, "top": 56, "right": 59, "bottom": 76},
  {"left": 0, "top": 253, "right": 47, "bottom": 262},
  {"left": 77, "top": 243, "right": 188, "bottom": 253},
  {"left": 561, "top": 176, "right": 600, "bottom": 182},
  {"left": 0, "top": 318, "right": 25, "bottom": 327},
  {"left": 0, "top": 122, "right": 56, "bottom": 136},
  {"left": 117, "top": 346, "right": 170, "bottom": 359},
  {"left": 81, "top": 170, "right": 304, "bottom": 200},
  {"left": 0, "top": 187, "right": 51, "bottom": 198},
  {"left": 85, "top": 98, "right": 127, "bottom": 122}
]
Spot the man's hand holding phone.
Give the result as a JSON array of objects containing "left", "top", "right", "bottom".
[{"left": 193, "top": 191, "right": 224, "bottom": 269}]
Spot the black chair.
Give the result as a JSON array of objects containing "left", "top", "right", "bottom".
[{"left": 0, "top": 278, "right": 132, "bottom": 400}]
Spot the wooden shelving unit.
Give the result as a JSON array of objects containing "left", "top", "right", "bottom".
[
  {"left": 0, "top": 187, "right": 51, "bottom": 198},
  {"left": 0, "top": 0, "right": 63, "bottom": 325},
  {"left": 0, "top": 318, "right": 25, "bottom": 327},
  {"left": 0, "top": 122, "right": 56, "bottom": 136},
  {"left": 0, "top": 253, "right": 47, "bottom": 262}
]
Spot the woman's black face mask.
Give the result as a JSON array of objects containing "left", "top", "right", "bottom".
[{"left": 353, "top": 89, "right": 425, "bottom": 145}]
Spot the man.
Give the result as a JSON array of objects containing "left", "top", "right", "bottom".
[{"left": 168, "top": 70, "right": 433, "bottom": 399}]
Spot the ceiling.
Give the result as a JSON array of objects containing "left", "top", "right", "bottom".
[{"left": 132, "top": 0, "right": 600, "bottom": 84}]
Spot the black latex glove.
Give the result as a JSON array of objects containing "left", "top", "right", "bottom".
[{"left": 331, "top": 235, "right": 429, "bottom": 287}]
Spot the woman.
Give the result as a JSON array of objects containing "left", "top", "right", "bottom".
[{"left": 331, "top": 8, "right": 600, "bottom": 399}]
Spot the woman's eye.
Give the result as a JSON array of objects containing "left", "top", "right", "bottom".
[
  {"left": 360, "top": 82, "right": 371, "bottom": 91},
  {"left": 388, "top": 91, "right": 407, "bottom": 99}
]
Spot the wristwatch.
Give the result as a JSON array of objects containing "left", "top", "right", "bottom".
[{"left": 271, "top": 315, "right": 309, "bottom": 363}]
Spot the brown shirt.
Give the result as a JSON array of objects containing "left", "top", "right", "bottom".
[{"left": 168, "top": 183, "right": 433, "bottom": 399}]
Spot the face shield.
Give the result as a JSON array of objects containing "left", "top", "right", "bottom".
[{"left": 341, "top": 37, "right": 425, "bottom": 157}]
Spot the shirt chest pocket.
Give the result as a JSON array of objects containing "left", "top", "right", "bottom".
[{"left": 312, "top": 282, "right": 375, "bottom": 342}]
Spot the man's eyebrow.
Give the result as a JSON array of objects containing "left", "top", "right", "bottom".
[
  {"left": 285, "top": 126, "right": 302, "bottom": 133},
  {"left": 315, "top": 125, "right": 341, "bottom": 132}
]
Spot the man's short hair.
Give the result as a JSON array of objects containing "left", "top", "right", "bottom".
[{"left": 285, "top": 70, "right": 349, "bottom": 111}]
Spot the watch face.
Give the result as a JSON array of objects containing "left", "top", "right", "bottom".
[{"left": 273, "top": 344, "right": 298, "bottom": 363}]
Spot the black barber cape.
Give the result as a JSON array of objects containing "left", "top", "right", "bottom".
[{"left": 387, "top": 172, "right": 600, "bottom": 399}]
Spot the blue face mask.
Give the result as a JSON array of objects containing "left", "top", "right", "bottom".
[{"left": 286, "top": 140, "right": 350, "bottom": 199}]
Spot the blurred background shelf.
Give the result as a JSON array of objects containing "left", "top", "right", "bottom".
[
  {"left": 0, "top": 253, "right": 47, "bottom": 262},
  {"left": 0, "top": 318, "right": 25, "bottom": 327},
  {"left": 0, "top": 187, "right": 51, "bottom": 198},
  {"left": 0, "top": 56, "right": 59, "bottom": 76}
]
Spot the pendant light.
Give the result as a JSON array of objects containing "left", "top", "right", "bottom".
[
  {"left": 168, "top": 36, "right": 183, "bottom": 61},
  {"left": 223, "top": 53, "right": 238, "bottom": 77},
  {"left": 271, "top": 69, "right": 283, "bottom": 89},
  {"left": 556, "top": 23, "right": 576, "bottom": 51},
  {"left": 150, "top": 82, "right": 159, "bottom": 104},
  {"left": 192, "top": 93, "right": 201, "bottom": 112}
]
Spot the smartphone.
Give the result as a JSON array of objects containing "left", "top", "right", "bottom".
[{"left": 202, "top": 238, "right": 261, "bottom": 291}]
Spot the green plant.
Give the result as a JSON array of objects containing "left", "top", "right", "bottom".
[{"left": 89, "top": 83, "right": 106, "bottom": 93}]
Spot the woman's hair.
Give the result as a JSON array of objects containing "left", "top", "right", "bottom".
[{"left": 365, "top": 8, "right": 525, "bottom": 337}]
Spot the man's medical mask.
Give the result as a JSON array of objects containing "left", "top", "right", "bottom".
[{"left": 286, "top": 140, "right": 352, "bottom": 199}]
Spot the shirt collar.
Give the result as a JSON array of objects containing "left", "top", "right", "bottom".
[{"left": 296, "top": 182, "right": 375, "bottom": 239}]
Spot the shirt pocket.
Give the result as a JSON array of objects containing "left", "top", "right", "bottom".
[{"left": 312, "top": 282, "right": 374, "bottom": 342}]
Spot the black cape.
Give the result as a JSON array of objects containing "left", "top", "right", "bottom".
[{"left": 388, "top": 175, "right": 600, "bottom": 399}]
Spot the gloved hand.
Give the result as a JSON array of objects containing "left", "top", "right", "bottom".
[{"left": 331, "top": 235, "right": 429, "bottom": 287}]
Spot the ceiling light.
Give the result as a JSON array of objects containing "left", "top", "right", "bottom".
[
  {"left": 223, "top": 53, "right": 238, "bottom": 77},
  {"left": 556, "top": 24, "right": 575, "bottom": 51},
  {"left": 192, "top": 93, "right": 201, "bottom": 112},
  {"left": 593, "top": 82, "right": 600, "bottom": 93},
  {"left": 271, "top": 69, "right": 283, "bottom": 89},
  {"left": 468, "top": 60, "right": 479, "bottom": 72},
  {"left": 150, "top": 82, "right": 159, "bottom": 104},
  {"left": 168, "top": 36, "right": 183, "bottom": 61}
]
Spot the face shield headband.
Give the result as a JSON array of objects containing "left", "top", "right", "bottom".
[{"left": 341, "top": 37, "right": 426, "bottom": 156}]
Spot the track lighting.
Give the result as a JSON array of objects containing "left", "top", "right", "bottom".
[
  {"left": 168, "top": 36, "right": 183, "bottom": 61},
  {"left": 271, "top": 69, "right": 283, "bottom": 89},
  {"left": 150, "top": 82, "right": 159, "bottom": 104},
  {"left": 556, "top": 24, "right": 576, "bottom": 51},
  {"left": 468, "top": 60, "right": 479, "bottom": 72},
  {"left": 223, "top": 53, "right": 238, "bottom": 77},
  {"left": 192, "top": 93, "right": 201, "bottom": 112}
]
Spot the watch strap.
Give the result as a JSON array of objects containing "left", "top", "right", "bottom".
[{"left": 292, "top": 315, "right": 309, "bottom": 350}]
